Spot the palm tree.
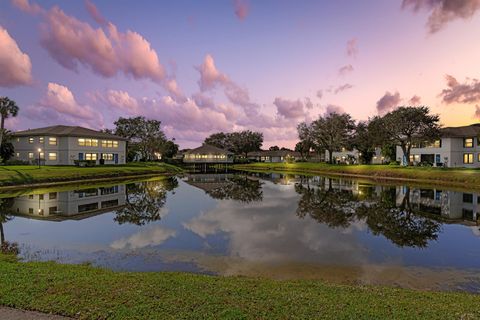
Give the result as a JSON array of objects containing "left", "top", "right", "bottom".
[{"left": 0, "top": 97, "right": 19, "bottom": 148}]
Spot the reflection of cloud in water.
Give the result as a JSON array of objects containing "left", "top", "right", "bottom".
[
  {"left": 472, "top": 227, "right": 480, "bottom": 237},
  {"left": 111, "top": 226, "right": 176, "bottom": 249},
  {"left": 183, "top": 181, "right": 368, "bottom": 265}
]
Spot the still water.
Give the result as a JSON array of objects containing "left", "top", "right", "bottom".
[{"left": 1, "top": 173, "right": 480, "bottom": 292}]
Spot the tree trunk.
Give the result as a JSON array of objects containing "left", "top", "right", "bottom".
[
  {"left": 0, "top": 222, "right": 4, "bottom": 246},
  {"left": 328, "top": 149, "right": 333, "bottom": 164},
  {"left": 0, "top": 116, "right": 4, "bottom": 150},
  {"left": 401, "top": 144, "right": 410, "bottom": 166}
]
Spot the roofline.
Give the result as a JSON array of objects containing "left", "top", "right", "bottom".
[{"left": 12, "top": 130, "right": 128, "bottom": 141}]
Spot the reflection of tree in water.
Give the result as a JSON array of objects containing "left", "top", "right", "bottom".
[
  {"left": 295, "top": 180, "right": 357, "bottom": 228},
  {"left": 206, "top": 175, "right": 263, "bottom": 203},
  {"left": 0, "top": 198, "right": 15, "bottom": 249},
  {"left": 295, "top": 179, "right": 441, "bottom": 248},
  {"left": 114, "top": 177, "right": 178, "bottom": 226},
  {"left": 356, "top": 188, "right": 441, "bottom": 248}
]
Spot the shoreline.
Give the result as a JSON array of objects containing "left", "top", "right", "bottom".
[{"left": 232, "top": 163, "right": 480, "bottom": 190}]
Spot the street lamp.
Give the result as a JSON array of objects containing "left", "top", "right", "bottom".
[{"left": 37, "top": 148, "right": 42, "bottom": 169}]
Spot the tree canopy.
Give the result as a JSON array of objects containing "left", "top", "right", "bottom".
[{"left": 203, "top": 130, "right": 263, "bottom": 157}]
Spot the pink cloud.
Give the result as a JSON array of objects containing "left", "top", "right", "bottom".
[
  {"left": 324, "top": 104, "right": 345, "bottom": 116},
  {"left": 85, "top": 0, "right": 106, "bottom": 25},
  {"left": 196, "top": 54, "right": 229, "bottom": 91},
  {"left": 274, "top": 97, "right": 306, "bottom": 119},
  {"left": 11, "top": 0, "right": 43, "bottom": 15},
  {"left": 0, "top": 26, "right": 33, "bottom": 87},
  {"left": 376, "top": 91, "right": 401, "bottom": 115},
  {"left": 94, "top": 89, "right": 140, "bottom": 115},
  {"left": 402, "top": 0, "right": 480, "bottom": 33},
  {"left": 15, "top": 1, "right": 183, "bottom": 100},
  {"left": 333, "top": 83, "right": 353, "bottom": 94},
  {"left": 27, "top": 82, "right": 104, "bottom": 129},
  {"left": 474, "top": 105, "right": 480, "bottom": 119},
  {"left": 408, "top": 95, "right": 422, "bottom": 105},
  {"left": 440, "top": 74, "right": 480, "bottom": 104},
  {"left": 346, "top": 38, "right": 358, "bottom": 57},
  {"left": 338, "top": 64, "right": 354, "bottom": 76},
  {"left": 234, "top": 0, "right": 250, "bottom": 20}
]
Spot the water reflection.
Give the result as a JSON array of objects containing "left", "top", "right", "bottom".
[
  {"left": 114, "top": 178, "right": 178, "bottom": 225},
  {"left": 0, "top": 173, "right": 479, "bottom": 292}
]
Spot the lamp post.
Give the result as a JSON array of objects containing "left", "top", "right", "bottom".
[{"left": 38, "top": 148, "right": 42, "bottom": 169}]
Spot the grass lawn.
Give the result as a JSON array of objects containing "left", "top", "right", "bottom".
[
  {"left": 233, "top": 162, "right": 480, "bottom": 189},
  {"left": 0, "top": 255, "right": 478, "bottom": 319},
  {"left": 0, "top": 163, "right": 182, "bottom": 187}
]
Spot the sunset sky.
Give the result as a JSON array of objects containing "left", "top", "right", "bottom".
[{"left": 1, "top": 0, "right": 480, "bottom": 148}]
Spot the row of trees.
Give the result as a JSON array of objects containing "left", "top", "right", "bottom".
[
  {"left": 204, "top": 130, "right": 263, "bottom": 157},
  {"left": 297, "top": 106, "right": 441, "bottom": 165}
]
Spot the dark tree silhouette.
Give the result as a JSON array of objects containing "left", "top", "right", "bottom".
[
  {"left": 114, "top": 178, "right": 178, "bottom": 225},
  {"left": 206, "top": 175, "right": 263, "bottom": 203}
]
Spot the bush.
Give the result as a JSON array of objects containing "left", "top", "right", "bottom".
[
  {"left": 418, "top": 161, "right": 433, "bottom": 167},
  {"left": 3, "top": 159, "right": 30, "bottom": 165},
  {"left": 389, "top": 161, "right": 400, "bottom": 165},
  {"left": 1, "top": 241, "right": 19, "bottom": 255}
]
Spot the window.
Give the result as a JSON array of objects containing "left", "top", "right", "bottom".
[
  {"left": 48, "top": 137, "right": 57, "bottom": 145},
  {"left": 409, "top": 154, "right": 420, "bottom": 162},
  {"left": 49, "top": 207, "right": 57, "bottom": 214},
  {"left": 101, "top": 199, "right": 119, "bottom": 208},
  {"left": 463, "top": 193, "right": 473, "bottom": 203},
  {"left": 435, "top": 154, "right": 441, "bottom": 164},
  {"left": 432, "top": 140, "right": 441, "bottom": 148},
  {"left": 28, "top": 194, "right": 34, "bottom": 199},
  {"left": 28, "top": 152, "right": 34, "bottom": 159},
  {"left": 15, "top": 152, "right": 19, "bottom": 158},
  {"left": 464, "top": 138, "right": 474, "bottom": 148},
  {"left": 28, "top": 137, "right": 34, "bottom": 144},
  {"left": 28, "top": 208, "right": 33, "bottom": 214},
  {"left": 39, "top": 152, "right": 44, "bottom": 159},
  {"left": 102, "top": 153, "right": 114, "bottom": 161},
  {"left": 38, "top": 209, "right": 44, "bottom": 216},
  {"left": 48, "top": 152, "right": 57, "bottom": 161},
  {"left": 101, "top": 140, "right": 118, "bottom": 148},
  {"left": 49, "top": 192, "right": 57, "bottom": 200},
  {"left": 78, "top": 138, "right": 98, "bottom": 146},
  {"left": 463, "top": 153, "right": 474, "bottom": 164},
  {"left": 39, "top": 137, "right": 44, "bottom": 143},
  {"left": 78, "top": 202, "right": 99, "bottom": 213},
  {"left": 85, "top": 153, "right": 97, "bottom": 161},
  {"left": 478, "top": 153, "right": 480, "bottom": 162},
  {"left": 39, "top": 194, "right": 44, "bottom": 200}
]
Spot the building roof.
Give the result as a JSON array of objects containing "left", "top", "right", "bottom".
[
  {"left": 12, "top": 125, "right": 127, "bottom": 141},
  {"left": 248, "top": 150, "right": 301, "bottom": 157},
  {"left": 441, "top": 124, "right": 480, "bottom": 138},
  {"left": 184, "top": 144, "right": 233, "bottom": 155}
]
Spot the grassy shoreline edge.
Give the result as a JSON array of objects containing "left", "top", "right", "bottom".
[
  {"left": 0, "top": 255, "right": 478, "bottom": 319},
  {"left": 232, "top": 163, "right": 480, "bottom": 190},
  {"left": 0, "top": 163, "right": 182, "bottom": 190}
]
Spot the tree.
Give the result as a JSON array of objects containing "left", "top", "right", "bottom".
[
  {"left": 228, "top": 130, "right": 263, "bottom": 158},
  {"left": 352, "top": 121, "right": 377, "bottom": 164},
  {"left": 206, "top": 174, "right": 263, "bottom": 203},
  {"left": 114, "top": 117, "right": 167, "bottom": 161},
  {"left": 0, "top": 97, "right": 19, "bottom": 148},
  {"left": 295, "top": 141, "right": 311, "bottom": 160},
  {"left": 0, "top": 130, "right": 14, "bottom": 163},
  {"left": 309, "top": 113, "right": 356, "bottom": 163},
  {"left": 204, "top": 132, "right": 229, "bottom": 149},
  {"left": 162, "top": 140, "right": 179, "bottom": 159},
  {"left": 380, "top": 106, "right": 440, "bottom": 166},
  {"left": 269, "top": 146, "right": 280, "bottom": 151}
]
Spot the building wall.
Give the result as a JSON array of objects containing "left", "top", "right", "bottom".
[
  {"left": 395, "top": 137, "right": 480, "bottom": 168},
  {"left": 12, "top": 135, "right": 126, "bottom": 165}
]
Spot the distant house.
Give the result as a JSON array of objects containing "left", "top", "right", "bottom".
[
  {"left": 247, "top": 150, "right": 301, "bottom": 163},
  {"left": 12, "top": 125, "right": 127, "bottom": 165},
  {"left": 326, "top": 147, "right": 386, "bottom": 165},
  {"left": 183, "top": 144, "right": 234, "bottom": 163},
  {"left": 396, "top": 124, "right": 480, "bottom": 167}
]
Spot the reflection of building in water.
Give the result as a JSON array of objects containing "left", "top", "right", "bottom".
[
  {"left": 396, "top": 187, "right": 480, "bottom": 225},
  {"left": 184, "top": 174, "right": 235, "bottom": 192},
  {"left": 11, "top": 185, "right": 126, "bottom": 220}
]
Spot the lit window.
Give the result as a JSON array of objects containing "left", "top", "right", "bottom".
[
  {"left": 113, "top": 141, "right": 118, "bottom": 148},
  {"left": 49, "top": 192, "right": 57, "bottom": 200},
  {"left": 48, "top": 152, "right": 57, "bottom": 161},
  {"left": 409, "top": 154, "right": 420, "bottom": 162},
  {"left": 49, "top": 137, "right": 57, "bottom": 145},
  {"left": 433, "top": 140, "right": 441, "bottom": 148},
  {"left": 28, "top": 152, "right": 34, "bottom": 159},
  {"left": 40, "top": 152, "right": 44, "bottom": 159},
  {"left": 39, "top": 137, "right": 44, "bottom": 143},
  {"left": 28, "top": 137, "right": 34, "bottom": 144},
  {"left": 78, "top": 138, "right": 85, "bottom": 146},
  {"left": 464, "top": 138, "right": 474, "bottom": 148},
  {"left": 102, "top": 153, "right": 113, "bottom": 161},
  {"left": 463, "top": 153, "right": 474, "bottom": 164},
  {"left": 85, "top": 153, "right": 97, "bottom": 161},
  {"left": 15, "top": 153, "right": 19, "bottom": 158}
]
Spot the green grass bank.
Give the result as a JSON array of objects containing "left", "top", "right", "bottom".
[
  {"left": 0, "top": 255, "right": 478, "bottom": 319},
  {"left": 233, "top": 162, "right": 480, "bottom": 189},
  {"left": 0, "top": 163, "right": 182, "bottom": 188}
]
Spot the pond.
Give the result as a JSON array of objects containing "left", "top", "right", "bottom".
[{"left": 1, "top": 172, "right": 480, "bottom": 293}]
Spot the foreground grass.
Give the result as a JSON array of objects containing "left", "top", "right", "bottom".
[
  {"left": 0, "top": 255, "right": 478, "bottom": 319},
  {"left": 233, "top": 162, "right": 480, "bottom": 189},
  {"left": 0, "top": 163, "right": 182, "bottom": 187}
]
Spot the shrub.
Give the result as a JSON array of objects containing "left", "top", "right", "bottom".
[
  {"left": 1, "top": 241, "right": 19, "bottom": 255},
  {"left": 3, "top": 159, "right": 30, "bottom": 165}
]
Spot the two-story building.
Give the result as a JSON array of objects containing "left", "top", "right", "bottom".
[
  {"left": 12, "top": 125, "right": 127, "bottom": 165},
  {"left": 396, "top": 124, "right": 480, "bottom": 168},
  {"left": 183, "top": 144, "right": 234, "bottom": 164}
]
